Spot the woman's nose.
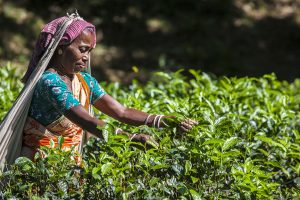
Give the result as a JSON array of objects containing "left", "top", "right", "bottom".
[{"left": 82, "top": 53, "right": 89, "bottom": 61}]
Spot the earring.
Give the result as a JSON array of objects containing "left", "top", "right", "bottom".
[{"left": 58, "top": 49, "right": 63, "bottom": 55}]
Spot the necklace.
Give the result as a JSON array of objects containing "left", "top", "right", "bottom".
[{"left": 54, "top": 67, "right": 73, "bottom": 81}]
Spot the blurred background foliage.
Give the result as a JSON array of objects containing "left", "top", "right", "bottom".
[{"left": 1, "top": 0, "right": 300, "bottom": 82}]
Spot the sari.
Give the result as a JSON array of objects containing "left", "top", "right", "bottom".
[{"left": 22, "top": 73, "right": 90, "bottom": 153}]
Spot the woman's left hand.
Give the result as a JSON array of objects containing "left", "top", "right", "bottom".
[
  {"left": 178, "top": 118, "right": 198, "bottom": 132},
  {"left": 131, "top": 133, "right": 159, "bottom": 149}
]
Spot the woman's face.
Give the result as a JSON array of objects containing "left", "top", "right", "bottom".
[{"left": 60, "top": 29, "right": 95, "bottom": 75}]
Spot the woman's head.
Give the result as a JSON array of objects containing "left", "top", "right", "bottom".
[
  {"left": 22, "top": 15, "right": 96, "bottom": 82},
  {"left": 57, "top": 28, "right": 95, "bottom": 75}
]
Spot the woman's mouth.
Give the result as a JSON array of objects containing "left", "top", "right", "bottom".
[{"left": 75, "top": 64, "right": 85, "bottom": 71}]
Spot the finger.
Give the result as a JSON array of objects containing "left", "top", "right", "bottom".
[
  {"left": 146, "top": 137, "right": 159, "bottom": 149},
  {"left": 190, "top": 119, "right": 198, "bottom": 125},
  {"left": 143, "top": 136, "right": 151, "bottom": 141},
  {"left": 179, "top": 125, "right": 190, "bottom": 132},
  {"left": 140, "top": 135, "right": 152, "bottom": 143},
  {"left": 184, "top": 119, "right": 198, "bottom": 125},
  {"left": 180, "top": 122, "right": 193, "bottom": 130}
]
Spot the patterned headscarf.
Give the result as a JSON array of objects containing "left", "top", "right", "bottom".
[{"left": 22, "top": 15, "right": 96, "bottom": 83}]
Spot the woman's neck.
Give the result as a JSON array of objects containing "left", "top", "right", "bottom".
[
  {"left": 49, "top": 59, "right": 74, "bottom": 80},
  {"left": 55, "top": 67, "right": 74, "bottom": 80}
]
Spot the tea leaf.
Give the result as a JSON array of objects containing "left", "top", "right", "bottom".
[
  {"left": 189, "top": 189, "right": 202, "bottom": 200},
  {"left": 222, "top": 137, "right": 239, "bottom": 151}
]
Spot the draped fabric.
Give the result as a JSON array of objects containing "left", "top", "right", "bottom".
[
  {"left": 0, "top": 13, "right": 85, "bottom": 172},
  {"left": 22, "top": 73, "right": 90, "bottom": 152}
]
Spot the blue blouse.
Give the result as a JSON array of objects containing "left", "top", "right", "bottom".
[{"left": 29, "top": 71, "right": 106, "bottom": 126}]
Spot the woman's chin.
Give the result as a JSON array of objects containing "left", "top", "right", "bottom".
[{"left": 74, "top": 69, "right": 82, "bottom": 73}]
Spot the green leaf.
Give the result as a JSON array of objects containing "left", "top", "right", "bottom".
[
  {"left": 14, "top": 157, "right": 35, "bottom": 171},
  {"left": 146, "top": 137, "right": 159, "bottom": 149},
  {"left": 162, "top": 117, "right": 180, "bottom": 128},
  {"left": 151, "top": 164, "right": 169, "bottom": 170},
  {"left": 222, "top": 137, "right": 239, "bottom": 151},
  {"left": 149, "top": 177, "right": 160, "bottom": 186},
  {"left": 191, "top": 176, "right": 199, "bottom": 184},
  {"left": 190, "top": 189, "right": 202, "bottom": 200},
  {"left": 185, "top": 160, "right": 192, "bottom": 175},
  {"left": 294, "top": 177, "right": 300, "bottom": 187},
  {"left": 160, "top": 136, "right": 170, "bottom": 146},
  {"left": 265, "top": 161, "right": 281, "bottom": 169},
  {"left": 101, "top": 163, "right": 113, "bottom": 175},
  {"left": 50, "top": 138, "right": 55, "bottom": 148},
  {"left": 202, "top": 138, "right": 224, "bottom": 146},
  {"left": 92, "top": 167, "right": 101, "bottom": 175},
  {"left": 255, "top": 136, "right": 287, "bottom": 152},
  {"left": 154, "top": 72, "right": 172, "bottom": 80},
  {"left": 57, "top": 136, "right": 64, "bottom": 150}
]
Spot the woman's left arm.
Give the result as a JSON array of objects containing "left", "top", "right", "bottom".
[
  {"left": 93, "top": 94, "right": 197, "bottom": 148},
  {"left": 93, "top": 94, "right": 150, "bottom": 126},
  {"left": 93, "top": 94, "right": 198, "bottom": 130}
]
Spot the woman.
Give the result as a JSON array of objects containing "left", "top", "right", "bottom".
[{"left": 20, "top": 14, "right": 197, "bottom": 159}]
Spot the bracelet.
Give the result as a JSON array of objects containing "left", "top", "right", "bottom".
[
  {"left": 152, "top": 115, "right": 160, "bottom": 127},
  {"left": 130, "top": 133, "right": 137, "bottom": 141},
  {"left": 161, "top": 120, "right": 169, "bottom": 127},
  {"left": 156, "top": 115, "right": 164, "bottom": 128},
  {"left": 144, "top": 114, "right": 153, "bottom": 125},
  {"left": 157, "top": 115, "right": 164, "bottom": 128},
  {"left": 115, "top": 128, "right": 123, "bottom": 135}
]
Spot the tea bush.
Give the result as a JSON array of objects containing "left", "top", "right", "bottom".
[
  {"left": 0, "top": 63, "right": 23, "bottom": 120},
  {"left": 0, "top": 65, "right": 299, "bottom": 199}
]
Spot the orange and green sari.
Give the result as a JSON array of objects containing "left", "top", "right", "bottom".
[{"left": 23, "top": 73, "right": 93, "bottom": 153}]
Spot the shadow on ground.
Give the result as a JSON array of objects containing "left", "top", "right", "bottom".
[{"left": 1, "top": 0, "right": 300, "bottom": 82}]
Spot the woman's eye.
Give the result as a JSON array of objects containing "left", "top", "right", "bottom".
[{"left": 79, "top": 47, "right": 88, "bottom": 53}]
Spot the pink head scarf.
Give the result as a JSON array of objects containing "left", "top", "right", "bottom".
[{"left": 22, "top": 16, "right": 96, "bottom": 83}]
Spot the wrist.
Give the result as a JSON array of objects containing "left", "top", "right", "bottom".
[
  {"left": 144, "top": 114, "right": 177, "bottom": 128},
  {"left": 160, "top": 116, "right": 179, "bottom": 128},
  {"left": 115, "top": 128, "right": 123, "bottom": 135},
  {"left": 149, "top": 115, "right": 164, "bottom": 128},
  {"left": 115, "top": 128, "right": 131, "bottom": 137},
  {"left": 130, "top": 133, "right": 137, "bottom": 141}
]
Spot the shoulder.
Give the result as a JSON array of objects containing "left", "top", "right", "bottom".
[
  {"left": 37, "top": 71, "right": 64, "bottom": 87},
  {"left": 79, "top": 72, "right": 95, "bottom": 80},
  {"left": 40, "top": 71, "right": 60, "bottom": 81},
  {"left": 79, "top": 72, "right": 98, "bottom": 86}
]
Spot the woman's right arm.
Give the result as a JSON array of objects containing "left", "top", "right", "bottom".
[
  {"left": 41, "top": 73, "right": 106, "bottom": 138},
  {"left": 64, "top": 105, "right": 105, "bottom": 139}
]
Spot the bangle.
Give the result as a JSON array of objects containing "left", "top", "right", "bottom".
[
  {"left": 161, "top": 120, "right": 169, "bottom": 127},
  {"left": 154, "top": 115, "right": 164, "bottom": 128},
  {"left": 115, "top": 128, "right": 123, "bottom": 135},
  {"left": 130, "top": 133, "right": 137, "bottom": 141},
  {"left": 144, "top": 114, "right": 153, "bottom": 125},
  {"left": 152, "top": 115, "right": 160, "bottom": 127},
  {"left": 157, "top": 115, "right": 164, "bottom": 128}
]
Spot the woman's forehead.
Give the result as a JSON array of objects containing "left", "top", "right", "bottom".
[{"left": 73, "top": 29, "right": 95, "bottom": 46}]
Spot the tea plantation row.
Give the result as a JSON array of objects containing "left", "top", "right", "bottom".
[{"left": 0, "top": 65, "right": 299, "bottom": 199}]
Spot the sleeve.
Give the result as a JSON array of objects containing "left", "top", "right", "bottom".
[
  {"left": 41, "top": 74, "right": 80, "bottom": 114},
  {"left": 89, "top": 76, "right": 106, "bottom": 104}
]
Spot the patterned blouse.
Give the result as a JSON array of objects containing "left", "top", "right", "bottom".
[{"left": 29, "top": 71, "right": 106, "bottom": 126}]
